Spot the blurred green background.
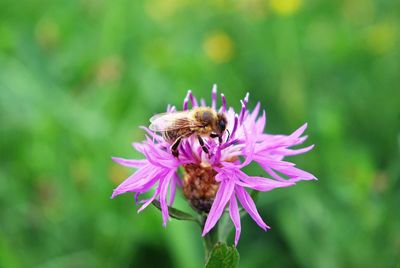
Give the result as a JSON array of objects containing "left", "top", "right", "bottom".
[{"left": 1, "top": 0, "right": 399, "bottom": 267}]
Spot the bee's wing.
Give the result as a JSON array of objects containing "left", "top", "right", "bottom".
[
  {"left": 149, "top": 112, "right": 173, "bottom": 123},
  {"left": 149, "top": 111, "right": 199, "bottom": 132}
]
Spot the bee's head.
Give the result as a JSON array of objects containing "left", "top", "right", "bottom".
[{"left": 215, "top": 113, "right": 227, "bottom": 134}]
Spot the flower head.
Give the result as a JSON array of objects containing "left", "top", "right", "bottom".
[{"left": 112, "top": 85, "right": 316, "bottom": 244}]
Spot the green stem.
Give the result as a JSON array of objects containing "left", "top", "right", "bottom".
[{"left": 202, "top": 216, "right": 219, "bottom": 261}]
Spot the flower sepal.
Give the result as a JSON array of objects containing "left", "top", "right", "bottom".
[
  {"left": 205, "top": 242, "right": 239, "bottom": 268},
  {"left": 152, "top": 200, "right": 201, "bottom": 225}
]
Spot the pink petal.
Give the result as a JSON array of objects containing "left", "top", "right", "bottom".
[
  {"left": 230, "top": 115, "right": 239, "bottom": 140},
  {"left": 142, "top": 148, "right": 171, "bottom": 168},
  {"left": 174, "top": 172, "right": 183, "bottom": 187},
  {"left": 139, "top": 126, "right": 163, "bottom": 142},
  {"left": 183, "top": 97, "right": 189, "bottom": 110},
  {"left": 229, "top": 195, "right": 241, "bottom": 246},
  {"left": 159, "top": 170, "right": 174, "bottom": 226},
  {"left": 260, "top": 164, "right": 287, "bottom": 182},
  {"left": 290, "top": 123, "right": 308, "bottom": 139},
  {"left": 255, "top": 110, "right": 266, "bottom": 135},
  {"left": 220, "top": 93, "right": 227, "bottom": 113},
  {"left": 238, "top": 123, "right": 257, "bottom": 168},
  {"left": 187, "top": 90, "right": 198, "bottom": 107},
  {"left": 132, "top": 142, "right": 146, "bottom": 154},
  {"left": 274, "top": 165, "right": 317, "bottom": 181},
  {"left": 211, "top": 84, "right": 217, "bottom": 110},
  {"left": 169, "top": 174, "right": 177, "bottom": 206},
  {"left": 238, "top": 101, "right": 246, "bottom": 124},
  {"left": 254, "top": 156, "right": 296, "bottom": 167},
  {"left": 271, "top": 144, "right": 315, "bottom": 156},
  {"left": 248, "top": 102, "right": 260, "bottom": 124},
  {"left": 236, "top": 171, "right": 295, "bottom": 191},
  {"left": 138, "top": 186, "right": 160, "bottom": 213},
  {"left": 235, "top": 186, "right": 270, "bottom": 230},
  {"left": 112, "top": 157, "right": 147, "bottom": 168},
  {"left": 111, "top": 165, "right": 156, "bottom": 197},
  {"left": 202, "top": 179, "right": 235, "bottom": 236}
]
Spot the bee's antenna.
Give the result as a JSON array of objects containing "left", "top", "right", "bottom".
[{"left": 226, "top": 129, "right": 231, "bottom": 142}]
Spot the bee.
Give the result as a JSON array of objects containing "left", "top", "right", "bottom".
[{"left": 149, "top": 107, "right": 228, "bottom": 157}]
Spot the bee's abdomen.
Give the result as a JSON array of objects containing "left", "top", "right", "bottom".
[
  {"left": 183, "top": 164, "right": 219, "bottom": 213},
  {"left": 162, "top": 131, "right": 178, "bottom": 143},
  {"left": 163, "top": 128, "right": 192, "bottom": 143}
]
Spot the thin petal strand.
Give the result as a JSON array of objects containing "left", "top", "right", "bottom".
[
  {"left": 235, "top": 186, "right": 270, "bottom": 231},
  {"left": 202, "top": 179, "right": 235, "bottom": 236},
  {"left": 229, "top": 195, "right": 241, "bottom": 246}
]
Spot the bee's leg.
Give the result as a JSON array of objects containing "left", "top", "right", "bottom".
[
  {"left": 210, "top": 133, "right": 218, "bottom": 138},
  {"left": 210, "top": 133, "right": 222, "bottom": 144},
  {"left": 225, "top": 129, "right": 230, "bottom": 142},
  {"left": 171, "top": 137, "right": 182, "bottom": 158},
  {"left": 197, "top": 136, "right": 209, "bottom": 155}
]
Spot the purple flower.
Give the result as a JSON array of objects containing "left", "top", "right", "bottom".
[{"left": 112, "top": 85, "right": 316, "bottom": 244}]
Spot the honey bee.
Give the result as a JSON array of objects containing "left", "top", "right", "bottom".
[{"left": 149, "top": 107, "right": 228, "bottom": 157}]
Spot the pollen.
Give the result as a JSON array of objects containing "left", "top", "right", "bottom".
[{"left": 183, "top": 164, "right": 220, "bottom": 213}]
